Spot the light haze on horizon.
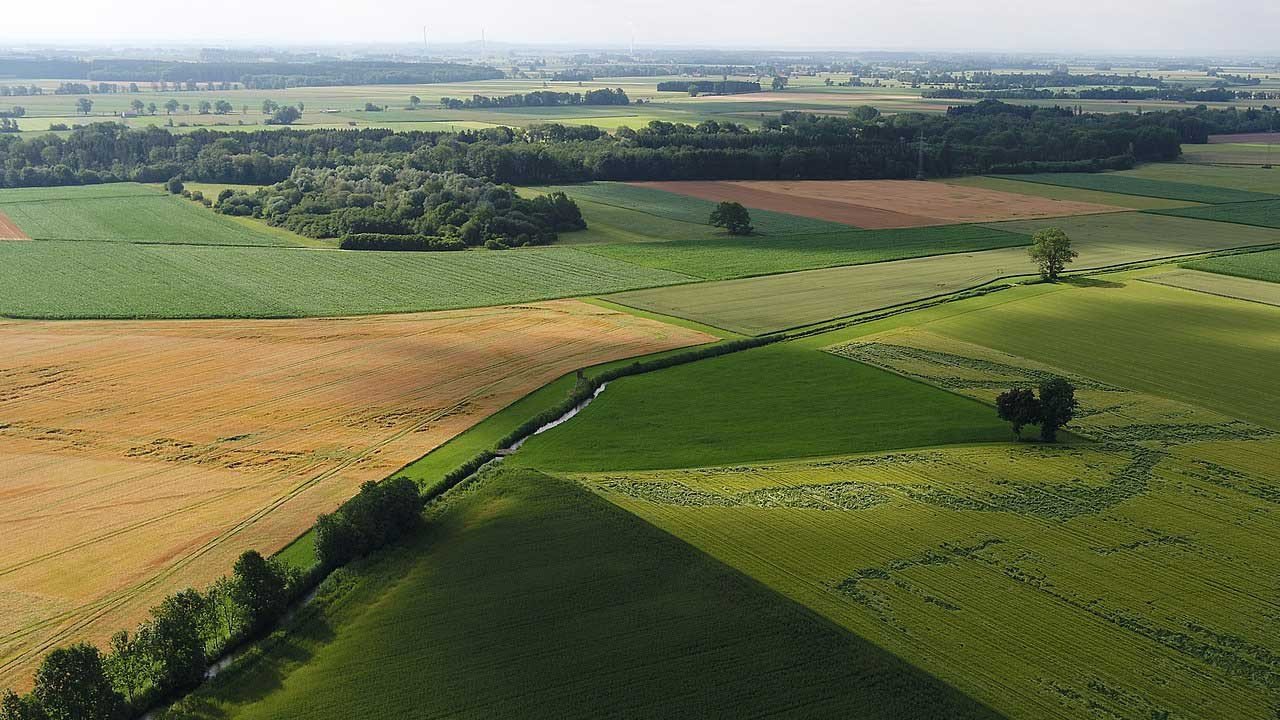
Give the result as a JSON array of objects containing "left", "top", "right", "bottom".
[{"left": 4, "top": 0, "right": 1279, "bottom": 55}]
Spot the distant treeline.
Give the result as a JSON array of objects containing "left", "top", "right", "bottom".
[
  {"left": 2, "top": 102, "right": 1276, "bottom": 189},
  {"left": 0, "top": 57, "right": 502, "bottom": 88},
  {"left": 216, "top": 166, "right": 586, "bottom": 248},
  {"left": 656, "top": 80, "right": 761, "bottom": 95},
  {"left": 439, "top": 88, "right": 629, "bottom": 109},
  {"left": 925, "top": 87, "right": 1280, "bottom": 102},
  {"left": 551, "top": 64, "right": 755, "bottom": 81}
]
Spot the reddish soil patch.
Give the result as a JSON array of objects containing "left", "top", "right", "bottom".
[
  {"left": 636, "top": 180, "right": 1118, "bottom": 230},
  {"left": 0, "top": 301, "right": 712, "bottom": 689},
  {"left": 1207, "top": 132, "right": 1280, "bottom": 144},
  {"left": 0, "top": 211, "right": 29, "bottom": 240}
]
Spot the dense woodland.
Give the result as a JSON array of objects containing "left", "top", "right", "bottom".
[
  {"left": 0, "top": 102, "right": 1274, "bottom": 190},
  {"left": 655, "top": 80, "right": 761, "bottom": 94},
  {"left": 439, "top": 88, "right": 629, "bottom": 109},
  {"left": 215, "top": 166, "right": 586, "bottom": 248}
]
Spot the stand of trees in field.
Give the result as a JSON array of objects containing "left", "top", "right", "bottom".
[
  {"left": 0, "top": 480, "right": 423, "bottom": 720},
  {"left": 0, "top": 102, "right": 1274, "bottom": 189},
  {"left": 439, "top": 88, "right": 630, "bottom": 109},
  {"left": 656, "top": 80, "right": 761, "bottom": 95},
  {"left": 214, "top": 166, "right": 586, "bottom": 248},
  {"left": 925, "top": 87, "right": 1280, "bottom": 102}
]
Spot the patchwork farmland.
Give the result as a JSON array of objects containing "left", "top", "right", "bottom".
[{"left": 0, "top": 301, "right": 712, "bottom": 689}]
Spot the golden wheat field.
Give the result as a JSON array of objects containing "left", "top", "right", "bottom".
[{"left": 0, "top": 300, "right": 712, "bottom": 688}]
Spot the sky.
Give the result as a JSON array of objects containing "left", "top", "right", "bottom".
[{"left": 4, "top": 0, "right": 1279, "bottom": 56}]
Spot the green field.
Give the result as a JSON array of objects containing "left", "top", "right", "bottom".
[
  {"left": 1142, "top": 268, "right": 1280, "bottom": 307},
  {"left": 1185, "top": 247, "right": 1280, "bottom": 284},
  {"left": 0, "top": 242, "right": 693, "bottom": 318},
  {"left": 512, "top": 341, "right": 1009, "bottom": 471},
  {"left": 1150, "top": 198, "right": 1280, "bottom": 228},
  {"left": 1121, "top": 161, "right": 1280, "bottom": 194},
  {"left": 608, "top": 212, "right": 1279, "bottom": 334},
  {"left": 0, "top": 184, "right": 296, "bottom": 246},
  {"left": 1179, "top": 143, "right": 1280, "bottom": 168},
  {"left": 940, "top": 175, "right": 1200, "bottom": 209},
  {"left": 1003, "top": 172, "right": 1278, "bottom": 203},
  {"left": 581, "top": 225, "right": 1030, "bottom": 279},
  {"left": 168, "top": 468, "right": 999, "bottom": 720}
]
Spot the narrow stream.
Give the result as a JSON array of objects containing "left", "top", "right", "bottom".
[{"left": 179, "top": 381, "right": 611, "bottom": 695}]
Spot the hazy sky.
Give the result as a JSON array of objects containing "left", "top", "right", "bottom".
[{"left": 5, "top": 0, "right": 1279, "bottom": 55}]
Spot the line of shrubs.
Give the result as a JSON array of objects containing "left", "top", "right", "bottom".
[{"left": 338, "top": 233, "right": 466, "bottom": 252}]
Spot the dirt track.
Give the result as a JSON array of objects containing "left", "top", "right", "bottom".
[
  {"left": 0, "top": 211, "right": 29, "bottom": 240},
  {"left": 0, "top": 300, "right": 712, "bottom": 689},
  {"left": 635, "top": 180, "right": 1118, "bottom": 229}
]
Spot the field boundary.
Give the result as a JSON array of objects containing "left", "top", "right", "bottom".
[{"left": 0, "top": 211, "right": 30, "bottom": 240}]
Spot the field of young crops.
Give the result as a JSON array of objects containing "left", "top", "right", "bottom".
[
  {"left": 1186, "top": 247, "right": 1280, "bottom": 285},
  {"left": 1152, "top": 198, "right": 1280, "bottom": 228},
  {"left": 1142, "top": 268, "right": 1280, "bottom": 307},
  {"left": 0, "top": 184, "right": 295, "bottom": 246},
  {"left": 1004, "top": 172, "right": 1278, "bottom": 203},
  {"left": 0, "top": 242, "right": 694, "bottom": 318},
  {"left": 582, "top": 224, "right": 1030, "bottom": 279},
  {"left": 512, "top": 342, "right": 1008, "bottom": 471},
  {"left": 165, "top": 468, "right": 1000, "bottom": 720},
  {"left": 1120, "top": 161, "right": 1280, "bottom": 194},
  {"left": 941, "top": 176, "right": 1199, "bottom": 209}
]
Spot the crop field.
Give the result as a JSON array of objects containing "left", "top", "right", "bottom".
[
  {"left": 538, "top": 286, "right": 1280, "bottom": 719},
  {"left": 1003, "top": 172, "right": 1279, "bottom": 203},
  {"left": 1185, "top": 246, "right": 1280, "bottom": 284},
  {"left": 0, "top": 300, "right": 712, "bottom": 689},
  {"left": 1180, "top": 142, "right": 1280, "bottom": 166},
  {"left": 638, "top": 179, "right": 1120, "bottom": 229},
  {"left": 0, "top": 242, "right": 694, "bottom": 319},
  {"left": 0, "top": 184, "right": 296, "bottom": 246},
  {"left": 166, "top": 468, "right": 1000, "bottom": 720},
  {"left": 1120, "top": 162, "right": 1280, "bottom": 194},
  {"left": 1142, "top": 268, "right": 1280, "bottom": 307},
  {"left": 940, "top": 176, "right": 1200, "bottom": 210},
  {"left": 512, "top": 341, "right": 1008, "bottom": 472},
  {"left": 608, "top": 212, "right": 1273, "bottom": 334},
  {"left": 582, "top": 224, "right": 1030, "bottom": 279},
  {"left": 1150, "top": 198, "right": 1280, "bottom": 228}
]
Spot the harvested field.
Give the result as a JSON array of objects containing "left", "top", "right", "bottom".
[
  {"left": 1143, "top": 269, "right": 1280, "bottom": 308},
  {"left": 0, "top": 300, "right": 712, "bottom": 689},
  {"left": 635, "top": 179, "right": 1118, "bottom": 229},
  {"left": 0, "top": 212, "right": 29, "bottom": 241}
]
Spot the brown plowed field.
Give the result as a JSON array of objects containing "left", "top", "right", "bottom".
[
  {"left": 0, "top": 212, "right": 29, "bottom": 240},
  {"left": 0, "top": 300, "right": 712, "bottom": 688},
  {"left": 636, "top": 179, "right": 1119, "bottom": 229},
  {"left": 1207, "top": 132, "right": 1280, "bottom": 144}
]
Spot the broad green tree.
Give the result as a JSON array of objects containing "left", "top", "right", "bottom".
[
  {"left": 709, "top": 201, "right": 753, "bottom": 235},
  {"left": 231, "top": 550, "right": 289, "bottom": 633},
  {"left": 33, "top": 643, "right": 124, "bottom": 720},
  {"left": 995, "top": 387, "right": 1040, "bottom": 438},
  {"left": 1028, "top": 227, "right": 1078, "bottom": 281},
  {"left": 75, "top": 97, "right": 92, "bottom": 115},
  {"left": 1037, "top": 378, "right": 1078, "bottom": 442}
]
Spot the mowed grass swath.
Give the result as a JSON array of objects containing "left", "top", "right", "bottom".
[
  {"left": 0, "top": 242, "right": 695, "bottom": 319},
  {"left": 165, "top": 468, "right": 1001, "bottom": 720},
  {"left": 0, "top": 301, "right": 713, "bottom": 689},
  {"left": 0, "top": 184, "right": 296, "bottom": 246}
]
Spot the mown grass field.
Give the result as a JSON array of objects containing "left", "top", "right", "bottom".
[
  {"left": 1003, "top": 172, "right": 1278, "bottom": 203},
  {"left": 987, "top": 211, "right": 1280, "bottom": 260},
  {"left": 0, "top": 242, "right": 694, "bottom": 318},
  {"left": 0, "top": 184, "right": 295, "bottom": 246},
  {"left": 582, "top": 225, "right": 1030, "bottom": 279},
  {"left": 1121, "top": 160, "right": 1280, "bottom": 194},
  {"left": 1151, "top": 198, "right": 1280, "bottom": 228},
  {"left": 1186, "top": 247, "right": 1280, "bottom": 284},
  {"left": 512, "top": 341, "right": 1009, "bottom": 471},
  {"left": 165, "top": 468, "right": 1000, "bottom": 720}
]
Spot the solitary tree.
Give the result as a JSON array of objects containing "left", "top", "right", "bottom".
[
  {"left": 771, "top": 76, "right": 788, "bottom": 90},
  {"left": 213, "top": 100, "right": 233, "bottom": 115},
  {"left": 995, "top": 387, "right": 1041, "bottom": 439},
  {"left": 129, "top": 99, "right": 144, "bottom": 114},
  {"left": 1028, "top": 227, "right": 1078, "bottom": 281},
  {"left": 197, "top": 100, "right": 211, "bottom": 114},
  {"left": 1037, "top": 377, "right": 1078, "bottom": 442},
  {"left": 409, "top": 95, "right": 421, "bottom": 109},
  {"left": 269, "top": 106, "right": 302, "bottom": 125},
  {"left": 709, "top": 201, "right": 753, "bottom": 235},
  {"left": 75, "top": 97, "right": 93, "bottom": 115},
  {"left": 33, "top": 643, "right": 124, "bottom": 720},
  {"left": 165, "top": 177, "right": 184, "bottom": 194}
]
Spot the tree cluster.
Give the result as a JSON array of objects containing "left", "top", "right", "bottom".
[
  {"left": 338, "top": 232, "right": 467, "bottom": 251},
  {"left": 656, "top": 80, "right": 761, "bottom": 95},
  {"left": 0, "top": 551, "right": 298, "bottom": 720},
  {"left": 439, "top": 88, "right": 629, "bottom": 109},
  {"left": 215, "top": 164, "right": 585, "bottom": 248},
  {"left": 314, "top": 478, "right": 423, "bottom": 569},
  {"left": 996, "top": 378, "right": 1079, "bottom": 442}
]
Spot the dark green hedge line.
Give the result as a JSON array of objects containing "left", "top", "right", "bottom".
[{"left": 339, "top": 233, "right": 467, "bottom": 251}]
